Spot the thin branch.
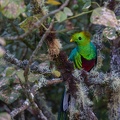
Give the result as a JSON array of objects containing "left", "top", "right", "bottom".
[
  {"left": 23, "top": 20, "right": 54, "bottom": 83},
  {"left": 91, "top": 2, "right": 100, "bottom": 7},
  {"left": 8, "top": 20, "right": 35, "bottom": 50},
  {"left": 10, "top": 99, "right": 29, "bottom": 118},
  {"left": 50, "top": 27, "right": 79, "bottom": 33},
  {"left": 10, "top": 78, "right": 62, "bottom": 118},
  {"left": 67, "top": 10, "right": 93, "bottom": 20},
  {"left": 47, "top": 79, "right": 63, "bottom": 85},
  {"left": 4, "top": 51, "right": 51, "bottom": 74},
  {"left": 23, "top": 20, "right": 56, "bottom": 119},
  {"left": 4, "top": 51, "right": 109, "bottom": 87},
  {"left": 10, "top": 99, "right": 48, "bottom": 120},
  {"left": 4, "top": 0, "right": 70, "bottom": 41},
  {"left": 54, "top": 10, "right": 93, "bottom": 23},
  {"left": 21, "top": 112, "right": 25, "bottom": 120}
]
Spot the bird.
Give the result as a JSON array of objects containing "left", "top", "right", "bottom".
[
  {"left": 58, "top": 31, "right": 97, "bottom": 120},
  {"left": 68, "top": 31, "right": 97, "bottom": 71}
]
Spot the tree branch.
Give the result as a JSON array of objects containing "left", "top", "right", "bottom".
[
  {"left": 23, "top": 20, "right": 54, "bottom": 83},
  {"left": 10, "top": 78, "right": 62, "bottom": 118},
  {"left": 4, "top": 0, "right": 70, "bottom": 41},
  {"left": 4, "top": 51, "right": 51, "bottom": 74}
]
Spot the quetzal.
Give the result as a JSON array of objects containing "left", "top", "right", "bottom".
[{"left": 58, "top": 31, "right": 97, "bottom": 120}]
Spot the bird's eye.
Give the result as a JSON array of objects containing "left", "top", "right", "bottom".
[{"left": 78, "top": 37, "right": 82, "bottom": 40}]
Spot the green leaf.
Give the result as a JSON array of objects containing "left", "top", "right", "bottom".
[
  {"left": 19, "top": 14, "right": 42, "bottom": 32},
  {"left": 82, "top": 0, "right": 90, "bottom": 3},
  {"left": 82, "top": 1, "right": 91, "bottom": 11},
  {"left": 63, "top": 7, "right": 73, "bottom": 16},
  {"left": 16, "top": 70, "right": 25, "bottom": 83},
  {"left": 0, "top": 77, "right": 14, "bottom": 89},
  {"left": 0, "top": 112, "right": 11, "bottom": 120},
  {"left": 90, "top": 7, "right": 118, "bottom": 28},
  {"left": 28, "top": 73, "right": 40, "bottom": 82},
  {"left": 103, "top": 27, "right": 117, "bottom": 40},
  {"left": 0, "top": 76, "right": 21, "bottom": 104},
  {"left": 1, "top": 0, "right": 26, "bottom": 19},
  {"left": 0, "top": 85, "right": 21, "bottom": 104},
  {"left": 55, "top": 11, "right": 67, "bottom": 22},
  {"left": 16, "top": 70, "right": 40, "bottom": 83},
  {"left": 5, "top": 67, "right": 15, "bottom": 77},
  {"left": 0, "top": 0, "right": 10, "bottom": 10},
  {"left": 0, "top": 77, "right": 9, "bottom": 89}
]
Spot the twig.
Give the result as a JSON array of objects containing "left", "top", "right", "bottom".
[
  {"left": 91, "top": 2, "right": 100, "bottom": 7},
  {"left": 10, "top": 78, "right": 62, "bottom": 118},
  {"left": 4, "top": 0, "right": 70, "bottom": 41},
  {"left": 67, "top": 10, "right": 93, "bottom": 20},
  {"left": 50, "top": 27, "right": 79, "bottom": 33},
  {"left": 10, "top": 99, "right": 48, "bottom": 120},
  {"left": 23, "top": 20, "right": 54, "bottom": 83},
  {"left": 10, "top": 99, "right": 29, "bottom": 118},
  {"left": 4, "top": 51, "right": 51, "bottom": 74},
  {"left": 31, "top": 78, "right": 63, "bottom": 95},
  {"left": 35, "top": 94, "right": 56, "bottom": 120},
  {"left": 20, "top": 48, "right": 28, "bottom": 60},
  {"left": 4, "top": 51, "right": 109, "bottom": 87},
  {"left": 21, "top": 111, "right": 25, "bottom": 120},
  {"left": 47, "top": 79, "right": 63, "bottom": 85},
  {"left": 9, "top": 21, "right": 35, "bottom": 50}
]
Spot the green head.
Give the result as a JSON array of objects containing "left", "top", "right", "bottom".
[{"left": 70, "top": 31, "right": 91, "bottom": 46}]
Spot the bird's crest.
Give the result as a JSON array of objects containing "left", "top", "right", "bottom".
[{"left": 81, "top": 31, "right": 91, "bottom": 39}]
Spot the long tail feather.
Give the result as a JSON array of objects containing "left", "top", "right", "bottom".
[{"left": 58, "top": 89, "right": 69, "bottom": 120}]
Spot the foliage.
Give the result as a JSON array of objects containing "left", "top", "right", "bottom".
[
  {"left": 0, "top": 0, "right": 120, "bottom": 120},
  {"left": 0, "top": 0, "right": 26, "bottom": 19}
]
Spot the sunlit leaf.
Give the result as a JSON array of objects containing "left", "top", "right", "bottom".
[
  {"left": 16, "top": 70, "right": 40, "bottom": 83},
  {"left": 5, "top": 67, "right": 15, "bottom": 77},
  {"left": 0, "top": 0, "right": 10, "bottom": 10},
  {"left": 0, "top": 47, "right": 5, "bottom": 58},
  {"left": 82, "top": 1, "right": 91, "bottom": 11},
  {"left": 0, "top": 112, "right": 11, "bottom": 120},
  {"left": 19, "top": 14, "right": 42, "bottom": 32},
  {"left": 45, "top": 0, "right": 61, "bottom": 5},
  {"left": 63, "top": 7, "right": 73, "bottom": 16},
  {"left": 16, "top": 70, "right": 25, "bottom": 83},
  {"left": 55, "top": 11, "right": 67, "bottom": 22},
  {"left": 52, "top": 70, "right": 61, "bottom": 77},
  {"left": 1, "top": 0, "right": 26, "bottom": 19},
  {"left": 0, "top": 37, "right": 6, "bottom": 46},
  {"left": 28, "top": 73, "right": 40, "bottom": 82},
  {"left": 90, "top": 7, "right": 118, "bottom": 28},
  {"left": 103, "top": 27, "right": 117, "bottom": 40}
]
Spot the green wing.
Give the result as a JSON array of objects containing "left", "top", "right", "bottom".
[{"left": 74, "top": 52, "right": 82, "bottom": 69}]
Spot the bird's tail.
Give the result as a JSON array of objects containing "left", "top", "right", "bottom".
[{"left": 58, "top": 89, "right": 70, "bottom": 120}]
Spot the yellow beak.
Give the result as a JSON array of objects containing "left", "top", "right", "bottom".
[{"left": 70, "top": 39, "right": 73, "bottom": 42}]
